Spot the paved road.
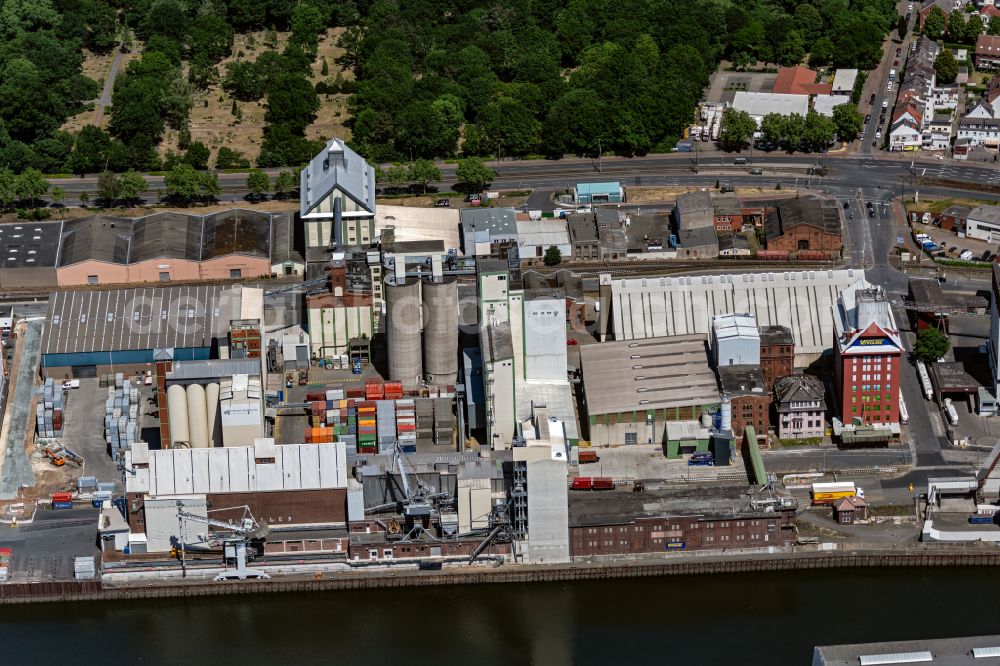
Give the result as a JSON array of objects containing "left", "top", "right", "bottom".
[
  {"left": 92, "top": 46, "right": 125, "bottom": 128},
  {"left": 0, "top": 507, "right": 100, "bottom": 581}
]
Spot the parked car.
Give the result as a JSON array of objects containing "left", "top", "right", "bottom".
[
  {"left": 434, "top": 198, "right": 450, "bottom": 207},
  {"left": 875, "top": 130, "right": 882, "bottom": 139},
  {"left": 865, "top": 114, "right": 871, "bottom": 124},
  {"left": 882, "top": 100, "right": 889, "bottom": 109},
  {"left": 688, "top": 451, "right": 715, "bottom": 467},
  {"left": 870, "top": 94, "right": 876, "bottom": 105},
  {"left": 62, "top": 380, "right": 80, "bottom": 389}
]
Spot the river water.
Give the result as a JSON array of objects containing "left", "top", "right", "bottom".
[{"left": 4, "top": 568, "right": 999, "bottom": 665}]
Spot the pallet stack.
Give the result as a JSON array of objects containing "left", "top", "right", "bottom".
[
  {"left": 104, "top": 374, "right": 139, "bottom": 453},
  {"left": 35, "top": 378, "right": 65, "bottom": 439}
]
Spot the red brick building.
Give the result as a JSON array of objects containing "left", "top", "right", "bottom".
[
  {"left": 764, "top": 197, "right": 842, "bottom": 256},
  {"left": 569, "top": 487, "right": 797, "bottom": 557},
  {"left": 833, "top": 287, "right": 902, "bottom": 426},
  {"left": 759, "top": 325, "right": 795, "bottom": 391},
  {"left": 718, "top": 365, "right": 770, "bottom": 441}
]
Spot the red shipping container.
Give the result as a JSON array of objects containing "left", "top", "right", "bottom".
[
  {"left": 578, "top": 449, "right": 599, "bottom": 464},
  {"left": 51, "top": 492, "right": 72, "bottom": 502},
  {"left": 306, "top": 392, "right": 326, "bottom": 402},
  {"left": 346, "top": 389, "right": 365, "bottom": 399},
  {"left": 593, "top": 477, "right": 614, "bottom": 491},
  {"left": 571, "top": 477, "right": 593, "bottom": 490}
]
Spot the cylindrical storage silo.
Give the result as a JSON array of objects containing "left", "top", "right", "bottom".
[
  {"left": 720, "top": 395, "right": 732, "bottom": 433},
  {"left": 385, "top": 275, "right": 423, "bottom": 387},
  {"left": 422, "top": 277, "right": 458, "bottom": 386},
  {"left": 205, "top": 382, "right": 220, "bottom": 447},
  {"left": 166, "top": 384, "right": 190, "bottom": 448},
  {"left": 186, "top": 384, "right": 209, "bottom": 449}
]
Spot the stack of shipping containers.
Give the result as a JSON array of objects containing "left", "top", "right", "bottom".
[
  {"left": 415, "top": 400, "right": 434, "bottom": 448},
  {"left": 357, "top": 400, "right": 377, "bottom": 453},
  {"left": 376, "top": 400, "right": 396, "bottom": 453},
  {"left": 104, "top": 374, "right": 139, "bottom": 453},
  {"left": 434, "top": 398, "right": 453, "bottom": 448},
  {"left": 35, "top": 378, "right": 64, "bottom": 438},
  {"left": 396, "top": 398, "right": 416, "bottom": 452}
]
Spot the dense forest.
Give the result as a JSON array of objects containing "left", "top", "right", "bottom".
[{"left": 0, "top": 0, "right": 897, "bottom": 175}]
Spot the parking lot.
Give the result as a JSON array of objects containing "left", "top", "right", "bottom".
[
  {"left": 578, "top": 444, "right": 750, "bottom": 482},
  {"left": 911, "top": 219, "right": 998, "bottom": 263},
  {"left": 0, "top": 507, "right": 99, "bottom": 581}
]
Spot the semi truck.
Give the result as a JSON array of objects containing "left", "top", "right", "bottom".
[
  {"left": 916, "top": 360, "right": 933, "bottom": 400},
  {"left": 810, "top": 482, "right": 862, "bottom": 505}
]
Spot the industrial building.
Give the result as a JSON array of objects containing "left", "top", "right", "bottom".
[
  {"left": 300, "top": 138, "right": 376, "bottom": 251},
  {"left": 569, "top": 486, "right": 796, "bottom": 557},
  {"left": 610, "top": 269, "right": 870, "bottom": 367},
  {"left": 40, "top": 284, "right": 263, "bottom": 378},
  {"left": 966, "top": 204, "right": 1000, "bottom": 242},
  {"left": 377, "top": 204, "right": 461, "bottom": 252},
  {"left": 763, "top": 197, "right": 842, "bottom": 257},
  {"left": 730, "top": 91, "right": 810, "bottom": 126},
  {"left": 306, "top": 257, "right": 377, "bottom": 359},
  {"left": 712, "top": 313, "right": 760, "bottom": 367},
  {"left": 460, "top": 208, "right": 517, "bottom": 257},
  {"left": 574, "top": 182, "right": 623, "bottom": 204},
  {"left": 515, "top": 217, "right": 571, "bottom": 263},
  {"left": 383, "top": 270, "right": 459, "bottom": 388},
  {"left": 718, "top": 365, "right": 769, "bottom": 441},
  {"left": 0, "top": 220, "right": 62, "bottom": 289},
  {"left": 813, "top": 635, "right": 1000, "bottom": 666},
  {"left": 833, "top": 286, "right": 902, "bottom": 432},
  {"left": 579, "top": 334, "right": 719, "bottom": 447},
  {"left": 122, "top": 439, "right": 348, "bottom": 554}
]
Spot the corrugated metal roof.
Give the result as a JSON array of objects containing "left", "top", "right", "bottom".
[
  {"left": 0, "top": 220, "right": 63, "bottom": 268},
  {"left": 58, "top": 216, "right": 131, "bottom": 267},
  {"left": 300, "top": 138, "right": 375, "bottom": 219},
  {"left": 166, "top": 358, "right": 261, "bottom": 380},
  {"left": 42, "top": 284, "right": 246, "bottom": 354}
]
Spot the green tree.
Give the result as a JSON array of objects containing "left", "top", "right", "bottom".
[
  {"left": 760, "top": 113, "right": 786, "bottom": 147},
  {"left": 264, "top": 75, "right": 320, "bottom": 134},
  {"left": 216, "top": 147, "right": 250, "bottom": 169},
  {"left": 935, "top": 49, "right": 959, "bottom": 85},
  {"left": 321, "top": 57, "right": 329, "bottom": 76},
  {"left": 543, "top": 246, "right": 562, "bottom": 266},
  {"left": 183, "top": 142, "right": 210, "bottom": 170},
  {"left": 803, "top": 112, "right": 835, "bottom": 150},
  {"left": 913, "top": 327, "right": 950, "bottom": 363},
  {"left": 923, "top": 6, "right": 946, "bottom": 40},
  {"left": 897, "top": 15, "right": 908, "bottom": 40},
  {"left": 966, "top": 16, "right": 984, "bottom": 44},
  {"left": 67, "top": 125, "right": 111, "bottom": 175},
  {"left": 118, "top": 170, "right": 148, "bottom": 201},
  {"left": 246, "top": 168, "right": 270, "bottom": 199},
  {"left": 407, "top": 159, "right": 441, "bottom": 193},
  {"left": 223, "top": 61, "right": 265, "bottom": 101},
  {"left": 273, "top": 170, "right": 297, "bottom": 198},
  {"left": 385, "top": 164, "right": 409, "bottom": 187},
  {"left": 832, "top": 103, "right": 863, "bottom": 142},
  {"left": 199, "top": 171, "right": 220, "bottom": 198},
  {"left": 0, "top": 168, "right": 16, "bottom": 208},
  {"left": 720, "top": 108, "right": 755, "bottom": 152},
  {"left": 164, "top": 163, "right": 202, "bottom": 200},
  {"left": 16, "top": 168, "right": 49, "bottom": 205},
  {"left": 947, "top": 11, "right": 967, "bottom": 43},
  {"left": 50, "top": 186, "right": 65, "bottom": 206},
  {"left": 455, "top": 157, "right": 494, "bottom": 192},
  {"left": 79, "top": 191, "right": 89, "bottom": 207},
  {"left": 989, "top": 16, "right": 1000, "bottom": 36},
  {"left": 290, "top": 4, "right": 325, "bottom": 55},
  {"left": 809, "top": 36, "right": 835, "bottom": 67},
  {"left": 97, "top": 170, "right": 120, "bottom": 203}
]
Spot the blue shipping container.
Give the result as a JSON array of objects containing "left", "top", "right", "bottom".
[
  {"left": 970, "top": 514, "right": 994, "bottom": 524},
  {"left": 52, "top": 502, "right": 73, "bottom": 509}
]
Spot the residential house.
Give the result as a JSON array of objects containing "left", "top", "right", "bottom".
[
  {"left": 833, "top": 496, "right": 869, "bottom": 524},
  {"left": 674, "top": 190, "right": 715, "bottom": 231},
  {"left": 717, "top": 233, "right": 751, "bottom": 257},
  {"left": 889, "top": 117, "right": 922, "bottom": 151},
  {"left": 773, "top": 374, "right": 827, "bottom": 440},
  {"left": 957, "top": 116, "right": 1000, "bottom": 148},
  {"left": 965, "top": 100, "right": 997, "bottom": 119},
  {"left": 976, "top": 34, "right": 1000, "bottom": 69},
  {"left": 567, "top": 209, "right": 619, "bottom": 261},
  {"left": 712, "top": 196, "right": 744, "bottom": 232},
  {"left": 764, "top": 197, "right": 842, "bottom": 256},
  {"left": 930, "top": 83, "right": 959, "bottom": 110},
  {"left": 771, "top": 66, "right": 833, "bottom": 96},
  {"left": 675, "top": 227, "right": 719, "bottom": 259},
  {"left": 622, "top": 214, "right": 673, "bottom": 260},
  {"left": 986, "top": 74, "right": 1000, "bottom": 104},
  {"left": 918, "top": 0, "right": 955, "bottom": 30}
]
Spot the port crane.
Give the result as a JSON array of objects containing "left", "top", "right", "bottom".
[
  {"left": 175, "top": 505, "right": 270, "bottom": 581},
  {"left": 364, "top": 441, "right": 450, "bottom": 541}
]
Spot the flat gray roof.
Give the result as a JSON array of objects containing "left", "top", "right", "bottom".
[
  {"left": 0, "top": 220, "right": 63, "bottom": 268},
  {"left": 580, "top": 334, "right": 718, "bottom": 415},
  {"left": 166, "top": 358, "right": 261, "bottom": 381},
  {"left": 43, "top": 284, "right": 246, "bottom": 355},
  {"left": 814, "top": 635, "right": 1000, "bottom": 666}
]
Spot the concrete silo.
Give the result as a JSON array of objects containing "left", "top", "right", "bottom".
[
  {"left": 385, "top": 275, "right": 423, "bottom": 386},
  {"left": 422, "top": 277, "right": 458, "bottom": 386},
  {"left": 186, "top": 384, "right": 209, "bottom": 449},
  {"left": 166, "top": 384, "right": 190, "bottom": 448},
  {"left": 205, "top": 382, "right": 220, "bottom": 447}
]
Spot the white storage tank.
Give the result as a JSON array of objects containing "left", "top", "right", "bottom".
[
  {"left": 720, "top": 395, "right": 732, "bottom": 432},
  {"left": 166, "top": 384, "right": 190, "bottom": 448},
  {"left": 205, "top": 382, "right": 220, "bottom": 447},
  {"left": 186, "top": 384, "right": 209, "bottom": 449}
]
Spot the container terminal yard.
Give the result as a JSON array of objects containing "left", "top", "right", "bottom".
[{"left": 4, "top": 139, "right": 1000, "bottom": 600}]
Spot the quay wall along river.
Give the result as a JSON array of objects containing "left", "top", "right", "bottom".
[{"left": 5, "top": 563, "right": 1000, "bottom": 665}]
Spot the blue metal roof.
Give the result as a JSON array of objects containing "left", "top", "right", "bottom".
[{"left": 575, "top": 182, "right": 621, "bottom": 195}]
